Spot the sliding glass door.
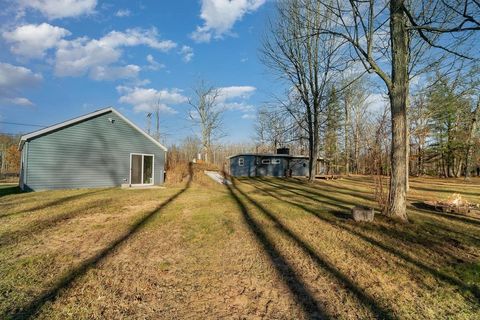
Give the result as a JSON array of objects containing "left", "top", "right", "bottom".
[
  {"left": 143, "top": 155, "right": 153, "bottom": 184},
  {"left": 130, "top": 154, "right": 154, "bottom": 185}
]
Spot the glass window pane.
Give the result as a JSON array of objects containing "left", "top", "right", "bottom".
[
  {"left": 131, "top": 155, "right": 142, "bottom": 184},
  {"left": 143, "top": 155, "right": 153, "bottom": 184}
]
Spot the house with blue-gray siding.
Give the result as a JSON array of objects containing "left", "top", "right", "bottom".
[
  {"left": 228, "top": 153, "right": 324, "bottom": 177},
  {"left": 19, "top": 107, "right": 167, "bottom": 191}
]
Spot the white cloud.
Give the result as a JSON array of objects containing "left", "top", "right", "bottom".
[
  {"left": 131, "top": 78, "right": 151, "bottom": 86},
  {"left": 5, "top": 97, "right": 35, "bottom": 106},
  {"left": 89, "top": 64, "right": 140, "bottom": 81},
  {"left": 146, "top": 54, "right": 165, "bottom": 70},
  {"left": 191, "top": 0, "right": 266, "bottom": 43},
  {"left": 223, "top": 101, "right": 255, "bottom": 113},
  {"left": 115, "top": 9, "right": 131, "bottom": 17},
  {"left": 215, "top": 86, "right": 257, "bottom": 116},
  {"left": 0, "top": 63, "right": 42, "bottom": 92},
  {"left": 19, "top": 0, "right": 97, "bottom": 19},
  {"left": 0, "top": 62, "right": 42, "bottom": 106},
  {"left": 217, "top": 85, "right": 256, "bottom": 101},
  {"left": 3, "top": 23, "right": 71, "bottom": 59},
  {"left": 180, "top": 45, "right": 194, "bottom": 62},
  {"left": 241, "top": 113, "right": 255, "bottom": 119},
  {"left": 117, "top": 86, "right": 188, "bottom": 113},
  {"left": 55, "top": 28, "right": 177, "bottom": 78},
  {"left": 91, "top": 28, "right": 176, "bottom": 50}
]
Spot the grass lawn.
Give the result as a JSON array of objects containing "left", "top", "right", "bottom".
[{"left": 0, "top": 176, "right": 479, "bottom": 319}]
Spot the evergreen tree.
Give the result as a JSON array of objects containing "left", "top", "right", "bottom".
[{"left": 427, "top": 75, "right": 471, "bottom": 177}]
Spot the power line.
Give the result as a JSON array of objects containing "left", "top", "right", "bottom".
[{"left": 0, "top": 121, "right": 46, "bottom": 128}]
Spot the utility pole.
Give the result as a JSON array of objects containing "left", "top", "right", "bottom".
[
  {"left": 155, "top": 106, "right": 160, "bottom": 141},
  {"left": 146, "top": 112, "right": 152, "bottom": 135}
]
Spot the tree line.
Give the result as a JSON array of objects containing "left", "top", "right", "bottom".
[
  {"left": 156, "top": 1, "right": 480, "bottom": 223},
  {"left": 256, "top": 0, "right": 480, "bottom": 221}
]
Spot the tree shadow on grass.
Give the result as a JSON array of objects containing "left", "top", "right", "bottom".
[
  {"left": 286, "top": 178, "right": 376, "bottom": 203},
  {"left": 226, "top": 181, "right": 330, "bottom": 320},
  {"left": 244, "top": 179, "right": 480, "bottom": 302},
  {"left": 228, "top": 179, "right": 397, "bottom": 320},
  {"left": 256, "top": 179, "right": 354, "bottom": 211},
  {"left": 8, "top": 164, "right": 193, "bottom": 320},
  {"left": 0, "top": 185, "right": 23, "bottom": 198},
  {"left": 0, "top": 189, "right": 108, "bottom": 221},
  {"left": 264, "top": 179, "right": 480, "bottom": 243},
  {"left": 0, "top": 198, "right": 113, "bottom": 247},
  {"left": 411, "top": 185, "right": 480, "bottom": 197},
  {"left": 421, "top": 221, "right": 480, "bottom": 243},
  {"left": 18, "top": 189, "right": 107, "bottom": 214},
  {"left": 278, "top": 178, "right": 480, "bottom": 243},
  {"left": 329, "top": 210, "right": 352, "bottom": 220},
  {"left": 411, "top": 202, "right": 480, "bottom": 226}
]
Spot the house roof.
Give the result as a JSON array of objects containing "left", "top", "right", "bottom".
[
  {"left": 227, "top": 153, "right": 324, "bottom": 160},
  {"left": 19, "top": 107, "right": 168, "bottom": 152}
]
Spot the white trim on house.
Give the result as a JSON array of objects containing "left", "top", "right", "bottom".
[
  {"left": 129, "top": 153, "right": 155, "bottom": 186},
  {"left": 18, "top": 107, "right": 168, "bottom": 152}
]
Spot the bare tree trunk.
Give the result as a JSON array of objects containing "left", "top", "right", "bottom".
[
  {"left": 417, "top": 143, "right": 424, "bottom": 175},
  {"left": 344, "top": 98, "right": 350, "bottom": 176},
  {"left": 354, "top": 129, "right": 359, "bottom": 174},
  {"left": 308, "top": 133, "right": 315, "bottom": 181},
  {"left": 455, "top": 159, "right": 462, "bottom": 178},
  {"left": 188, "top": 81, "right": 223, "bottom": 164},
  {"left": 465, "top": 102, "right": 480, "bottom": 179},
  {"left": 307, "top": 104, "right": 318, "bottom": 181},
  {"left": 405, "top": 92, "right": 410, "bottom": 191},
  {"left": 387, "top": 0, "right": 409, "bottom": 221}
]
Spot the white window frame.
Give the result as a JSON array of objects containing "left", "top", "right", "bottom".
[
  {"left": 129, "top": 153, "right": 155, "bottom": 186},
  {"left": 271, "top": 159, "right": 281, "bottom": 165},
  {"left": 238, "top": 157, "right": 245, "bottom": 166},
  {"left": 261, "top": 159, "right": 271, "bottom": 165}
]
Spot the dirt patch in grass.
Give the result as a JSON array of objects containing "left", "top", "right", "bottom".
[{"left": 0, "top": 176, "right": 479, "bottom": 319}]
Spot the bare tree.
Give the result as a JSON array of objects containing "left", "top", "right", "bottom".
[
  {"left": 465, "top": 100, "right": 480, "bottom": 178},
  {"left": 261, "top": 0, "right": 345, "bottom": 181},
  {"left": 339, "top": 76, "right": 372, "bottom": 175},
  {"left": 188, "top": 81, "right": 224, "bottom": 163},
  {"left": 254, "top": 103, "right": 301, "bottom": 153},
  {"left": 306, "top": 0, "right": 480, "bottom": 221},
  {"left": 461, "top": 65, "right": 480, "bottom": 179}
]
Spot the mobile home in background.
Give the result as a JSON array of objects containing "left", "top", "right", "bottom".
[{"left": 228, "top": 148, "right": 325, "bottom": 177}]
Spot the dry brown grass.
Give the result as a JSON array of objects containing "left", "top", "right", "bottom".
[
  {"left": 0, "top": 176, "right": 479, "bottom": 319},
  {"left": 165, "top": 161, "right": 221, "bottom": 186}
]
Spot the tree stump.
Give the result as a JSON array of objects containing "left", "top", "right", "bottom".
[{"left": 352, "top": 206, "right": 375, "bottom": 222}]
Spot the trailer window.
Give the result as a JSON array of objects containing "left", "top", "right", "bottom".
[
  {"left": 271, "top": 159, "right": 280, "bottom": 164},
  {"left": 238, "top": 157, "right": 245, "bottom": 166}
]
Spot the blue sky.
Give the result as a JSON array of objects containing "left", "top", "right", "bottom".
[{"left": 0, "top": 0, "right": 277, "bottom": 145}]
